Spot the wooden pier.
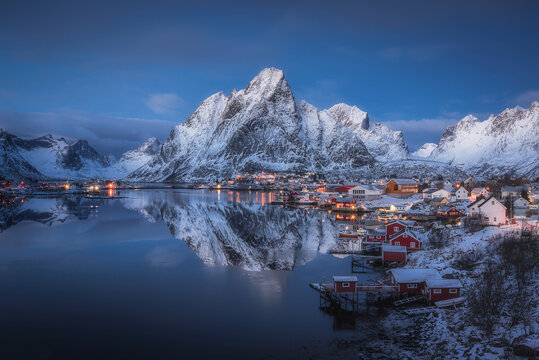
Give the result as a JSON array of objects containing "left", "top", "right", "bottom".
[{"left": 309, "top": 282, "right": 397, "bottom": 313}]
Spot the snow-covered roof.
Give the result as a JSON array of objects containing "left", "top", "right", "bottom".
[
  {"left": 477, "top": 195, "right": 506, "bottom": 209},
  {"left": 390, "top": 269, "right": 440, "bottom": 283},
  {"left": 389, "top": 228, "right": 421, "bottom": 242},
  {"left": 389, "top": 179, "right": 418, "bottom": 185},
  {"left": 386, "top": 219, "right": 418, "bottom": 227},
  {"left": 425, "top": 279, "right": 463, "bottom": 288},
  {"left": 366, "top": 229, "right": 386, "bottom": 236},
  {"left": 430, "top": 197, "right": 447, "bottom": 202},
  {"left": 382, "top": 245, "right": 407, "bottom": 253},
  {"left": 333, "top": 276, "right": 358, "bottom": 282}
]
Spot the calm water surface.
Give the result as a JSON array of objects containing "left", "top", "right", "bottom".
[{"left": 0, "top": 190, "right": 381, "bottom": 359}]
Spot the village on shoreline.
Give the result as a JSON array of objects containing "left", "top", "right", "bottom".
[{"left": 1, "top": 171, "right": 538, "bottom": 357}]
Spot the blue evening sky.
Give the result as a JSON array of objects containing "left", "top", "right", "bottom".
[{"left": 1, "top": 0, "right": 538, "bottom": 156}]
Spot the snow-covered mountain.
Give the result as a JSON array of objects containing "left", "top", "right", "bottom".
[
  {"left": 0, "top": 130, "right": 44, "bottom": 180},
  {"left": 0, "top": 129, "right": 160, "bottom": 180},
  {"left": 107, "top": 137, "right": 161, "bottom": 178},
  {"left": 121, "top": 191, "right": 337, "bottom": 270},
  {"left": 11, "top": 133, "right": 111, "bottom": 179},
  {"left": 128, "top": 68, "right": 375, "bottom": 182},
  {"left": 326, "top": 103, "right": 408, "bottom": 161},
  {"left": 429, "top": 102, "right": 539, "bottom": 177},
  {"left": 411, "top": 143, "right": 438, "bottom": 158}
]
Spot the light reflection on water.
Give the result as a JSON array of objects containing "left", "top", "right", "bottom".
[{"left": 0, "top": 190, "right": 383, "bottom": 359}]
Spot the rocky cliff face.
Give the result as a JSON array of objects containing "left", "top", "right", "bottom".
[
  {"left": 326, "top": 103, "right": 409, "bottom": 161},
  {"left": 128, "top": 68, "right": 375, "bottom": 182},
  {"left": 429, "top": 102, "right": 539, "bottom": 177}
]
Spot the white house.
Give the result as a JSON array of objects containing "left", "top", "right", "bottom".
[
  {"left": 501, "top": 186, "right": 529, "bottom": 199},
  {"left": 450, "top": 186, "right": 469, "bottom": 201},
  {"left": 513, "top": 197, "right": 530, "bottom": 208},
  {"left": 467, "top": 196, "right": 506, "bottom": 225},
  {"left": 349, "top": 184, "right": 383, "bottom": 201},
  {"left": 470, "top": 187, "right": 490, "bottom": 201},
  {"left": 422, "top": 188, "right": 450, "bottom": 200}
]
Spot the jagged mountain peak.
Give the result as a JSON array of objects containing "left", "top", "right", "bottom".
[
  {"left": 327, "top": 103, "right": 369, "bottom": 131},
  {"left": 430, "top": 101, "right": 539, "bottom": 177},
  {"left": 245, "top": 68, "right": 285, "bottom": 93}
]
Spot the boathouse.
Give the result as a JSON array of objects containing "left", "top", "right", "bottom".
[
  {"left": 389, "top": 269, "right": 440, "bottom": 294},
  {"left": 424, "top": 279, "right": 463, "bottom": 301},
  {"left": 382, "top": 245, "right": 407, "bottom": 264},
  {"left": 333, "top": 276, "right": 358, "bottom": 293}
]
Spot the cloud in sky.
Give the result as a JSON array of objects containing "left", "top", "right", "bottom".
[
  {"left": 512, "top": 90, "right": 539, "bottom": 107},
  {"left": 146, "top": 93, "right": 185, "bottom": 115},
  {"left": 0, "top": 108, "right": 175, "bottom": 157}
]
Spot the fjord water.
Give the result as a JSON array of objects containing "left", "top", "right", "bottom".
[{"left": 0, "top": 190, "right": 380, "bottom": 359}]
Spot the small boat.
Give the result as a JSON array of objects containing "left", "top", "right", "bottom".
[{"left": 338, "top": 230, "right": 359, "bottom": 238}]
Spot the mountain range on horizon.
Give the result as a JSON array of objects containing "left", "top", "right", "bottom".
[{"left": 1, "top": 68, "right": 538, "bottom": 181}]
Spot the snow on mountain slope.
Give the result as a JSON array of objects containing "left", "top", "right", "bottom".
[
  {"left": 429, "top": 102, "right": 539, "bottom": 177},
  {"left": 411, "top": 143, "right": 438, "bottom": 158},
  {"left": 107, "top": 137, "right": 161, "bottom": 178},
  {"left": 0, "top": 129, "right": 44, "bottom": 180},
  {"left": 128, "top": 68, "right": 375, "bottom": 182},
  {"left": 13, "top": 134, "right": 112, "bottom": 179},
  {"left": 326, "top": 103, "right": 409, "bottom": 161}
]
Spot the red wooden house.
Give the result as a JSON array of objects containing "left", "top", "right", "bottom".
[
  {"left": 365, "top": 229, "right": 386, "bottom": 242},
  {"left": 437, "top": 204, "right": 465, "bottom": 218},
  {"left": 424, "top": 279, "right": 462, "bottom": 301},
  {"left": 389, "top": 269, "right": 440, "bottom": 295},
  {"left": 389, "top": 229, "right": 421, "bottom": 251},
  {"left": 333, "top": 276, "right": 357, "bottom": 293},
  {"left": 335, "top": 197, "right": 357, "bottom": 209},
  {"left": 385, "top": 220, "right": 419, "bottom": 238},
  {"left": 382, "top": 245, "right": 407, "bottom": 263}
]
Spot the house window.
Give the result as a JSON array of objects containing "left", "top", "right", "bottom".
[
  {"left": 395, "top": 242, "right": 400, "bottom": 246},
  {"left": 433, "top": 289, "right": 441, "bottom": 294},
  {"left": 403, "top": 234, "right": 408, "bottom": 238},
  {"left": 394, "top": 184, "right": 398, "bottom": 191},
  {"left": 492, "top": 201, "right": 495, "bottom": 205},
  {"left": 410, "top": 242, "right": 415, "bottom": 248},
  {"left": 493, "top": 217, "right": 496, "bottom": 222},
  {"left": 407, "top": 284, "right": 417, "bottom": 288},
  {"left": 449, "top": 289, "right": 457, "bottom": 294},
  {"left": 342, "top": 283, "right": 350, "bottom": 288},
  {"left": 394, "top": 227, "right": 399, "bottom": 231}
]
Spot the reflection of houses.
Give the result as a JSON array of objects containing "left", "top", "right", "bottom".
[
  {"left": 466, "top": 196, "right": 506, "bottom": 225},
  {"left": 335, "top": 197, "right": 357, "bottom": 209},
  {"left": 348, "top": 184, "right": 382, "bottom": 201},
  {"left": 384, "top": 179, "right": 418, "bottom": 198}
]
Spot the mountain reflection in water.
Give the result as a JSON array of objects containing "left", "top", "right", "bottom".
[{"left": 1, "top": 190, "right": 339, "bottom": 271}]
